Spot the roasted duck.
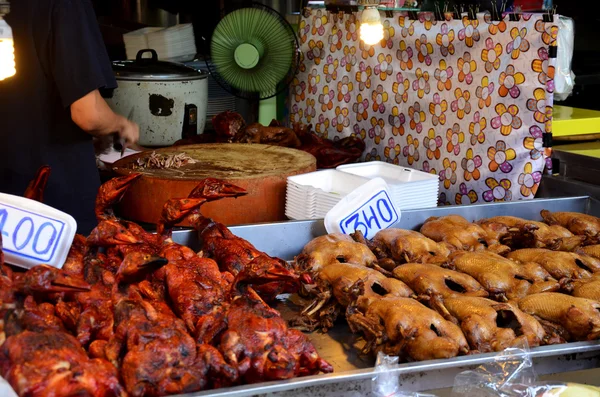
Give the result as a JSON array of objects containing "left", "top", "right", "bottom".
[
  {"left": 347, "top": 285, "right": 469, "bottom": 361},
  {"left": 420, "top": 215, "right": 507, "bottom": 253},
  {"left": 507, "top": 248, "right": 600, "bottom": 281},
  {"left": 541, "top": 210, "right": 600, "bottom": 244},
  {"left": 518, "top": 293, "right": 600, "bottom": 341},
  {"left": 293, "top": 123, "right": 365, "bottom": 169},
  {"left": 370, "top": 229, "right": 451, "bottom": 268},
  {"left": 572, "top": 279, "right": 600, "bottom": 302},
  {"left": 234, "top": 122, "right": 301, "bottom": 147},
  {"left": 295, "top": 261, "right": 413, "bottom": 331},
  {"left": 392, "top": 263, "right": 488, "bottom": 300},
  {"left": 577, "top": 244, "right": 600, "bottom": 260},
  {"left": 216, "top": 287, "right": 332, "bottom": 383},
  {"left": 449, "top": 251, "right": 559, "bottom": 301},
  {"left": 431, "top": 296, "right": 546, "bottom": 352},
  {"left": 295, "top": 233, "right": 377, "bottom": 272},
  {"left": 478, "top": 216, "right": 584, "bottom": 251},
  {"left": 212, "top": 110, "right": 246, "bottom": 142}
]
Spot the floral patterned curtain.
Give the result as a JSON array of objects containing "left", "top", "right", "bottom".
[{"left": 290, "top": 9, "right": 557, "bottom": 205}]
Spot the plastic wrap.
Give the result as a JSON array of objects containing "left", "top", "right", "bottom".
[
  {"left": 555, "top": 16, "right": 575, "bottom": 101},
  {"left": 371, "top": 352, "right": 438, "bottom": 397},
  {"left": 451, "top": 347, "right": 600, "bottom": 397}
]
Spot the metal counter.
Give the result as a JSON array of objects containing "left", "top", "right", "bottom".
[{"left": 169, "top": 196, "right": 600, "bottom": 397}]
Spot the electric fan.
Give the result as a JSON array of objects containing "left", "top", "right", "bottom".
[{"left": 204, "top": 3, "right": 300, "bottom": 125}]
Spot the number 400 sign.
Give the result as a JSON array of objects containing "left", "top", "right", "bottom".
[{"left": 0, "top": 193, "right": 77, "bottom": 269}]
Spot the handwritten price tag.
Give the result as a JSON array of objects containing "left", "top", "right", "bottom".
[
  {"left": 324, "top": 178, "right": 400, "bottom": 239},
  {"left": 0, "top": 193, "right": 76, "bottom": 269}
]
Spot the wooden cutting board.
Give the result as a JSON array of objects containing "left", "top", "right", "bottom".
[{"left": 112, "top": 144, "right": 317, "bottom": 226}]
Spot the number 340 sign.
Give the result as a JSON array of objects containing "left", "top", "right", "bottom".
[{"left": 0, "top": 193, "right": 77, "bottom": 269}]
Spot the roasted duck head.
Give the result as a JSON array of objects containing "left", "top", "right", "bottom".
[
  {"left": 95, "top": 173, "right": 142, "bottom": 222},
  {"left": 392, "top": 263, "right": 488, "bottom": 301},
  {"left": 478, "top": 216, "right": 585, "bottom": 251},
  {"left": 519, "top": 293, "right": 600, "bottom": 341},
  {"left": 12, "top": 265, "right": 91, "bottom": 296},
  {"left": 23, "top": 165, "right": 51, "bottom": 203},
  {"left": 448, "top": 251, "right": 560, "bottom": 301},
  {"left": 347, "top": 286, "right": 469, "bottom": 361},
  {"left": 187, "top": 178, "right": 248, "bottom": 202},
  {"left": 294, "top": 261, "right": 413, "bottom": 332},
  {"left": 295, "top": 233, "right": 377, "bottom": 273},
  {"left": 232, "top": 255, "right": 300, "bottom": 301},
  {"left": 371, "top": 229, "right": 451, "bottom": 268},
  {"left": 430, "top": 296, "right": 545, "bottom": 352},
  {"left": 212, "top": 111, "right": 246, "bottom": 142},
  {"left": 541, "top": 210, "right": 600, "bottom": 244},
  {"left": 115, "top": 251, "right": 168, "bottom": 285},
  {"left": 507, "top": 248, "right": 600, "bottom": 281},
  {"left": 420, "top": 215, "right": 508, "bottom": 254},
  {"left": 88, "top": 219, "right": 144, "bottom": 247}
]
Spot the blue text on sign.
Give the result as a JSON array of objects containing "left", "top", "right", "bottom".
[
  {"left": 339, "top": 190, "right": 399, "bottom": 239},
  {"left": 0, "top": 203, "right": 66, "bottom": 263}
]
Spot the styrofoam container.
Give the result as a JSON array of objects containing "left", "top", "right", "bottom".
[
  {"left": 337, "top": 162, "right": 439, "bottom": 187},
  {"left": 287, "top": 170, "right": 370, "bottom": 196}
]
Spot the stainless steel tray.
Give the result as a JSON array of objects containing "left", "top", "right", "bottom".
[{"left": 171, "top": 196, "right": 600, "bottom": 397}]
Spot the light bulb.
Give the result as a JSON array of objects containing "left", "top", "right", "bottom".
[
  {"left": 0, "top": 19, "right": 15, "bottom": 81},
  {"left": 360, "top": 7, "right": 383, "bottom": 45}
]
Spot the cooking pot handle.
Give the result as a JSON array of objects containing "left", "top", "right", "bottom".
[{"left": 136, "top": 49, "right": 158, "bottom": 63}]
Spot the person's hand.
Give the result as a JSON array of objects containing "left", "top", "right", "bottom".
[{"left": 118, "top": 117, "right": 140, "bottom": 148}]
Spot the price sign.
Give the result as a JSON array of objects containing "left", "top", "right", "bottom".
[
  {"left": 324, "top": 178, "right": 400, "bottom": 239},
  {"left": 0, "top": 193, "right": 76, "bottom": 269},
  {"left": 338, "top": 190, "right": 398, "bottom": 239}
]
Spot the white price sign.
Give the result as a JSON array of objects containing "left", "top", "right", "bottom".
[
  {"left": 338, "top": 190, "right": 399, "bottom": 239},
  {"left": 325, "top": 178, "right": 400, "bottom": 239},
  {"left": 0, "top": 193, "right": 76, "bottom": 269}
]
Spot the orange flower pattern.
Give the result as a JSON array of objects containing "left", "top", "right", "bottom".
[{"left": 292, "top": 10, "right": 557, "bottom": 203}]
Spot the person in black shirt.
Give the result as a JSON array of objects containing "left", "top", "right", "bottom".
[{"left": 0, "top": 0, "right": 139, "bottom": 235}]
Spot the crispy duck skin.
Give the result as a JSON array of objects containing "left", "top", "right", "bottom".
[
  {"left": 507, "top": 248, "right": 600, "bottom": 281},
  {"left": 577, "top": 244, "right": 600, "bottom": 260},
  {"left": 541, "top": 210, "right": 600, "bottom": 244},
  {"left": 478, "top": 216, "right": 584, "bottom": 251},
  {"left": 420, "top": 215, "right": 508, "bottom": 253},
  {"left": 518, "top": 293, "right": 600, "bottom": 341},
  {"left": 295, "top": 233, "right": 378, "bottom": 272},
  {"left": 449, "top": 251, "right": 559, "bottom": 301},
  {"left": 392, "top": 263, "right": 488, "bottom": 299},
  {"left": 347, "top": 292, "right": 469, "bottom": 361},
  {"left": 430, "top": 296, "right": 545, "bottom": 352},
  {"left": 371, "top": 229, "right": 451, "bottom": 267}
]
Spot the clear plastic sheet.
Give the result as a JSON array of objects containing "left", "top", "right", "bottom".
[
  {"left": 371, "top": 352, "right": 438, "bottom": 397},
  {"left": 555, "top": 16, "right": 575, "bottom": 101}
]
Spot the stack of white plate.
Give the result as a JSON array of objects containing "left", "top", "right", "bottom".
[
  {"left": 285, "top": 162, "right": 441, "bottom": 220},
  {"left": 123, "top": 27, "right": 163, "bottom": 60},
  {"left": 337, "top": 162, "right": 440, "bottom": 210},
  {"left": 123, "top": 24, "right": 197, "bottom": 60},
  {"left": 285, "top": 170, "right": 369, "bottom": 220}
]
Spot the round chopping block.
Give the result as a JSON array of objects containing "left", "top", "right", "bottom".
[{"left": 112, "top": 144, "right": 316, "bottom": 226}]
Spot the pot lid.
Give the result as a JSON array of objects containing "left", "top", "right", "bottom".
[{"left": 113, "top": 49, "right": 207, "bottom": 81}]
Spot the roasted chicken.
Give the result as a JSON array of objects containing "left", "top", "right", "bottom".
[
  {"left": 518, "top": 293, "right": 600, "bottom": 341},
  {"left": 449, "top": 251, "right": 559, "bottom": 301},
  {"left": 370, "top": 229, "right": 451, "bottom": 268},
  {"left": 392, "top": 263, "right": 488, "bottom": 300},
  {"left": 541, "top": 210, "right": 600, "bottom": 244},
  {"left": 420, "top": 215, "right": 507, "bottom": 253},
  {"left": 430, "top": 296, "right": 546, "bottom": 352},
  {"left": 507, "top": 248, "right": 600, "bottom": 281},
  {"left": 347, "top": 288, "right": 469, "bottom": 361},
  {"left": 478, "top": 216, "right": 584, "bottom": 251}
]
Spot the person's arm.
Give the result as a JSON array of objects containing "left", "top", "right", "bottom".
[{"left": 70, "top": 89, "right": 139, "bottom": 145}]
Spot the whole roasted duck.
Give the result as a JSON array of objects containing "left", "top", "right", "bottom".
[
  {"left": 541, "top": 210, "right": 600, "bottom": 244},
  {"left": 431, "top": 296, "right": 546, "bottom": 352},
  {"left": 369, "top": 229, "right": 451, "bottom": 268},
  {"left": 507, "top": 248, "right": 600, "bottom": 281}
]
